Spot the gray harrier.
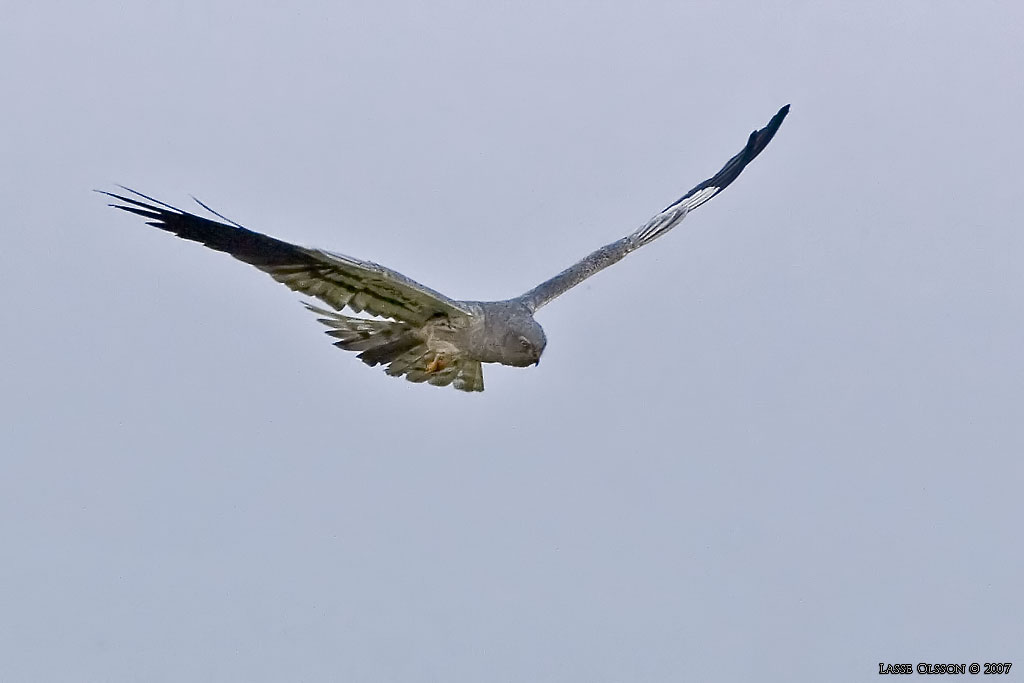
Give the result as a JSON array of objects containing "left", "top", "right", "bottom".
[{"left": 104, "top": 105, "right": 788, "bottom": 392}]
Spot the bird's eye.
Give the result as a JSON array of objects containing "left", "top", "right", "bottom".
[{"left": 519, "top": 336, "right": 531, "bottom": 350}]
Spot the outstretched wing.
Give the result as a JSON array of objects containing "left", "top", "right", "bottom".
[
  {"left": 102, "top": 188, "right": 474, "bottom": 325},
  {"left": 518, "top": 104, "right": 789, "bottom": 312}
]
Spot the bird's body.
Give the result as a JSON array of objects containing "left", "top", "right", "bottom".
[
  {"left": 104, "top": 105, "right": 788, "bottom": 392},
  {"left": 300, "top": 298, "right": 542, "bottom": 391}
]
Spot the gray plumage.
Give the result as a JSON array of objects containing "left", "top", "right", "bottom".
[{"left": 102, "top": 105, "right": 788, "bottom": 392}]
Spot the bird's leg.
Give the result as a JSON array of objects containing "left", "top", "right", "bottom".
[{"left": 424, "top": 352, "right": 450, "bottom": 374}]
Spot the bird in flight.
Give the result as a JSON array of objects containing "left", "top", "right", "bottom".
[{"left": 103, "top": 104, "right": 789, "bottom": 392}]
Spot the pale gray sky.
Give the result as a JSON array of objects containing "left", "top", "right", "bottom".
[{"left": 2, "top": 2, "right": 1022, "bottom": 681}]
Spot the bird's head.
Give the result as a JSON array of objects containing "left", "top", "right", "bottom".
[{"left": 504, "top": 318, "right": 547, "bottom": 367}]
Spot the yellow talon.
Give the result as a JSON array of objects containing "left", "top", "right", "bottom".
[{"left": 425, "top": 354, "right": 449, "bottom": 373}]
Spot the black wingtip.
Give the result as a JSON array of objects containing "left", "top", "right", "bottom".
[
  {"left": 660, "top": 103, "right": 791, "bottom": 213},
  {"left": 759, "top": 104, "right": 790, "bottom": 136},
  {"left": 761, "top": 104, "right": 790, "bottom": 138},
  {"left": 739, "top": 103, "right": 790, "bottom": 162}
]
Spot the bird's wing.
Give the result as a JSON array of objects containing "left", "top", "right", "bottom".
[
  {"left": 517, "top": 104, "right": 789, "bottom": 312},
  {"left": 103, "top": 188, "right": 474, "bottom": 325}
]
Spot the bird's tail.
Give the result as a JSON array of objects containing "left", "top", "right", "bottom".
[
  {"left": 304, "top": 303, "right": 420, "bottom": 365},
  {"left": 303, "top": 303, "right": 485, "bottom": 391}
]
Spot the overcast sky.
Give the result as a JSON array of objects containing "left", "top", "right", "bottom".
[{"left": 2, "top": 2, "right": 1022, "bottom": 681}]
